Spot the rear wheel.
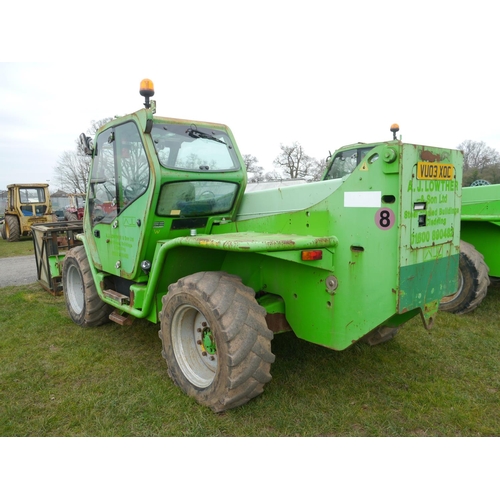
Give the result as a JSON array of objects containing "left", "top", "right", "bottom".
[
  {"left": 62, "top": 245, "right": 112, "bottom": 326},
  {"left": 0, "top": 221, "right": 6, "bottom": 240},
  {"left": 439, "top": 241, "right": 490, "bottom": 315},
  {"left": 5, "top": 215, "right": 20, "bottom": 242},
  {"left": 65, "top": 211, "right": 78, "bottom": 221},
  {"left": 160, "top": 271, "right": 275, "bottom": 412}
]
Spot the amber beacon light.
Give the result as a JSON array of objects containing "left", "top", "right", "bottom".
[
  {"left": 140, "top": 79, "right": 155, "bottom": 108},
  {"left": 390, "top": 123, "right": 400, "bottom": 140}
]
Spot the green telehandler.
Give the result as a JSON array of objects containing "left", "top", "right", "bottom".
[{"left": 61, "top": 79, "right": 463, "bottom": 411}]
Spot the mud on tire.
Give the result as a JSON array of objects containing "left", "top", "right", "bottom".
[
  {"left": 62, "top": 245, "right": 112, "bottom": 326},
  {"left": 439, "top": 240, "right": 490, "bottom": 315},
  {"left": 159, "top": 271, "right": 275, "bottom": 412}
]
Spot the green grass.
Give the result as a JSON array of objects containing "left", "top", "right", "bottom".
[
  {"left": 0, "top": 230, "right": 35, "bottom": 258},
  {"left": 1, "top": 282, "right": 499, "bottom": 436}
]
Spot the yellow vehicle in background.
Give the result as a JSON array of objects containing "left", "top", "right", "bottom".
[{"left": 1, "top": 184, "right": 54, "bottom": 242}]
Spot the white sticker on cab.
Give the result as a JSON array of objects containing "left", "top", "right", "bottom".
[{"left": 344, "top": 191, "right": 381, "bottom": 208}]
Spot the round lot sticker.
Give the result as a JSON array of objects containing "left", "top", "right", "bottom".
[{"left": 375, "top": 207, "right": 395, "bottom": 230}]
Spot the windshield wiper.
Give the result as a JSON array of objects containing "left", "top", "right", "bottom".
[{"left": 186, "top": 127, "right": 225, "bottom": 145}]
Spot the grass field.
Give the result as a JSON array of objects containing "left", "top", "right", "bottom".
[
  {"left": 1, "top": 276, "right": 499, "bottom": 436},
  {"left": 0, "top": 231, "right": 35, "bottom": 258}
]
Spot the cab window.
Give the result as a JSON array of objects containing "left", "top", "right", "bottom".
[
  {"left": 324, "top": 147, "right": 374, "bottom": 180},
  {"left": 157, "top": 181, "right": 239, "bottom": 217},
  {"left": 89, "top": 122, "right": 150, "bottom": 224},
  {"left": 151, "top": 124, "right": 240, "bottom": 172}
]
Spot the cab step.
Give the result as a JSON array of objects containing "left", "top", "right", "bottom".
[
  {"left": 109, "top": 309, "right": 134, "bottom": 326},
  {"left": 103, "top": 289, "right": 130, "bottom": 305}
]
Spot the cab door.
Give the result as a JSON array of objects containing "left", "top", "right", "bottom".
[{"left": 88, "top": 121, "right": 150, "bottom": 279}]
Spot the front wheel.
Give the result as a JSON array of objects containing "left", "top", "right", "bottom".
[
  {"left": 5, "top": 215, "right": 20, "bottom": 242},
  {"left": 160, "top": 272, "right": 275, "bottom": 412},
  {"left": 62, "top": 245, "right": 112, "bottom": 327},
  {"left": 439, "top": 241, "right": 490, "bottom": 315}
]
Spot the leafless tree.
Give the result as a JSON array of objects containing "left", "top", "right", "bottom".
[
  {"left": 273, "top": 142, "right": 309, "bottom": 179},
  {"left": 273, "top": 142, "right": 325, "bottom": 181},
  {"left": 458, "top": 140, "right": 500, "bottom": 171},
  {"left": 263, "top": 169, "right": 284, "bottom": 181},
  {"left": 310, "top": 157, "right": 328, "bottom": 181},
  {"left": 54, "top": 118, "right": 112, "bottom": 193},
  {"left": 458, "top": 140, "right": 500, "bottom": 186},
  {"left": 242, "top": 154, "right": 265, "bottom": 183}
]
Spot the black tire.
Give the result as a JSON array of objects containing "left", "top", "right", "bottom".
[
  {"left": 362, "top": 326, "right": 399, "bottom": 346},
  {"left": 439, "top": 241, "right": 490, "bottom": 315},
  {"left": 5, "top": 215, "right": 20, "bottom": 242},
  {"left": 62, "top": 245, "right": 112, "bottom": 327},
  {"left": 65, "top": 211, "right": 78, "bottom": 221},
  {"left": 0, "top": 222, "right": 6, "bottom": 240},
  {"left": 160, "top": 271, "right": 275, "bottom": 412}
]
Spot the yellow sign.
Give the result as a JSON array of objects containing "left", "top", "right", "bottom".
[{"left": 417, "top": 162, "right": 454, "bottom": 180}]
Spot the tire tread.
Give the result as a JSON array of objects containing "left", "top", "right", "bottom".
[
  {"left": 63, "top": 246, "right": 112, "bottom": 327},
  {"left": 160, "top": 271, "right": 275, "bottom": 412},
  {"left": 439, "top": 240, "right": 490, "bottom": 315}
]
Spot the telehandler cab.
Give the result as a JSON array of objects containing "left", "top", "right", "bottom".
[{"left": 62, "top": 79, "right": 463, "bottom": 411}]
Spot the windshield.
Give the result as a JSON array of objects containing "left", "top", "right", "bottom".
[
  {"left": 151, "top": 123, "right": 240, "bottom": 172},
  {"left": 18, "top": 187, "right": 46, "bottom": 203},
  {"left": 324, "top": 146, "right": 375, "bottom": 180},
  {"left": 157, "top": 181, "right": 239, "bottom": 217}
]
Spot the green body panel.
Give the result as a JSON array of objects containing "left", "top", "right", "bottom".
[
  {"left": 49, "top": 254, "right": 63, "bottom": 279},
  {"left": 399, "top": 255, "right": 460, "bottom": 311},
  {"left": 460, "top": 184, "right": 500, "bottom": 277},
  {"left": 79, "top": 104, "right": 463, "bottom": 351},
  {"left": 398, "top": 146, "right": 462, "bottom": 313}
]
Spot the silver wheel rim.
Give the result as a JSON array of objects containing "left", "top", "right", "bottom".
[
  {"left": 441, "top": 269, "right": 464, "bottom": 304},
  {"left": 171, "top": 304, "right": 217, "bottom": 388},
  {"left": 66, "top": 263, "right": 84, "bottom": 314}
]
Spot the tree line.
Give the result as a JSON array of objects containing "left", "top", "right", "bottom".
[
  {"left": 53, "top": 120, "right": 500, "bottom": 192},
  {"left": 243, "top": 142, "right": 326, "bottom": 183},
  {"left": 457, "top": 140, "right": 500, "bottom": 186}
]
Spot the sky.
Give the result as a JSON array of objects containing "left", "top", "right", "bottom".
[{"left": 1, "top": 1, "right": 500, "bottom": 192}]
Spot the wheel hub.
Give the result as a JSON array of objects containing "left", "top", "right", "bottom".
[
  {"left": 201, "top": 326, "right": 216, "bottom": 356},
  {"left": 171, "top": 305, "right": 218, "bottom": 388}
]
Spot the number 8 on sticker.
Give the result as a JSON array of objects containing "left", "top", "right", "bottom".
[{"left": 375, "top": 207, "right": 395, "bottom": 230}]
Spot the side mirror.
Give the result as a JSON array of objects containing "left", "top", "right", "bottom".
[{"left": 79, "top": 133, "right": 94, "bottom": 156}]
